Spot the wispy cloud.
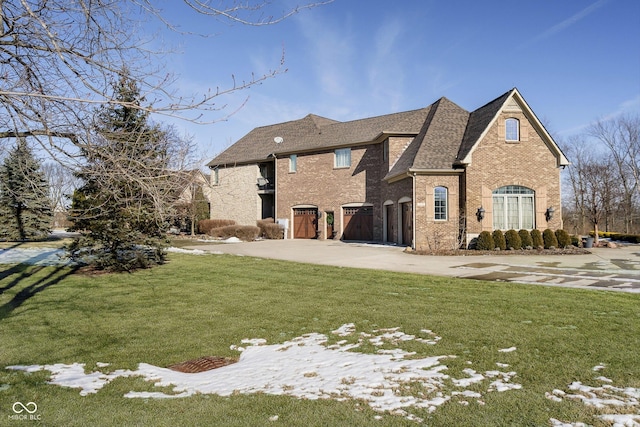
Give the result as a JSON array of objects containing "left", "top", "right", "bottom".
[
  {"left": 519, "top": 0, "right": 611, "bottom": 49},
  {"left": 368, "top": 18, "right": 406, "bottom": 111}
]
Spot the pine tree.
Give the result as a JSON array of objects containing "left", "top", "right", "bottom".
[
  {"left": 0, "top": 139, "right": 53, "bottom": 240},
  {"left": 68, "top": 72, "right": 170, "bottom": 271}
]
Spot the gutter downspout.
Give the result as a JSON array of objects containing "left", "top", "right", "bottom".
[{"left": 412, "top": 172, "right": 417, "bottom": 250}]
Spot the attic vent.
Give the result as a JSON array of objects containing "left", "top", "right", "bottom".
[
  {"left": 274, "top": 136, "right": 283, "bottom": 144},
  {"left": 504, "top": 98, "right": 522, "bottom": 112}
]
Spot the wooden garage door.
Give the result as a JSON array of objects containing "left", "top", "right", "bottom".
[
  {"left": 293, "top": 208, "right": 318, "bottom": 239},
  {"left": 343, "top": 206, "right": 373, "bottom": 241}
]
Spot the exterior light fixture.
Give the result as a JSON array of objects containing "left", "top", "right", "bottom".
[
  {"left": 476, "top": 207, "right": 485, "bottom": 221},
  {"left": 545, "top": 206, "right": 555, "bottom": 221}
]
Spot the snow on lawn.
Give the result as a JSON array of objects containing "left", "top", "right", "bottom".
[
  {"left": 9, "top": 325, "right": 638, "bottom": 424},
  {"left": 8, "top": 324, "right": 521, "bottom": 422},
  {"left": 0, "top": 247, "right": 70, "bottom": 266},
  {"left": 0, "top": 246, "right": 217, "bottom": 265},
  {"left": 547, "top": 364, "right": 640, "bottom": 427}
]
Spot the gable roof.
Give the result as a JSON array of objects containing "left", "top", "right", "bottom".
[
  {"left": 455, "top": 88, "right": 569, "bottom": 167},
  {"left": 208, "top": 108, "right": 431, "bottom": 167},
  {"left": 208, "top": 88, "right": 569, "bottom": 172}
]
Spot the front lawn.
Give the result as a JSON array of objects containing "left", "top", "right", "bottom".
[{"left": 0, "top": 253, "right": 638, "bottom": 426}]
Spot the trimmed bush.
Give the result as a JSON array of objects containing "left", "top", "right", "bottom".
[
  {"left": 543, "top": 229, "right": 558, "bottom": 249},
  {"left": 476, "top": 231, "right": 495, "bottom": 250},
  {"left": 518, "top": 229, "right": 533, "bottom": 248},
  {"left": 555, "top": 229, "right": 571, "bottom": 248},
  {"left": 492, "top": 230, "right": 506, "bottom": 250},
  {"left": 257, "top": 219, "right": 284, "bottom": 239},
  {"left": 198, "top": 219, "right": 236, "bottom": 235},
  {"left": 531, "top": 229, "right": 544, "bottom": 249},
  {"left": 597, "top": 231, "right": 640, "bottom": 244},
  {"left": 207, "top": 225, "right": 260, "bottom": 241},
  {"left": 505, "top": 229, "right": 522, "bottom": 250}
]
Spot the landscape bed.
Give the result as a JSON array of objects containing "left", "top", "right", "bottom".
[{"left": 0, "top": 251, "right": 638, "bottom": 426}]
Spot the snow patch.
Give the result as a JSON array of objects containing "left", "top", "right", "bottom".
[{"left": 6, "top": 325, "right": 523, "bottom": 421}]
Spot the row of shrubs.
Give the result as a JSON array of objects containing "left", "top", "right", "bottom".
[
  {"left": 475, "top": 229, "right": 572, "bottom": 251},
  {"left": 197, "top": 218, "right": 284, "bottom": 241},
  {"left": 593, "top": 231, "right": 640, "bottom": 244}
]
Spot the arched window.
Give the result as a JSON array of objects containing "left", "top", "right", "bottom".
[
  {"left": 492, "top": 185, "right": 534, "bottom": 230},
  {"left": 434, "top": 186, "right": 447, "bottom": 220},
  {"left": 505, "top": 118, "right": 520, "bottom": 141}
]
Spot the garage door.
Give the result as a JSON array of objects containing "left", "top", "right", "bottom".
[
  {"left": 293, "top": 208, "right": 318, "bottom": 239},
  {"left": 343, "top": 206, "right": 373, "bottom": 241}
]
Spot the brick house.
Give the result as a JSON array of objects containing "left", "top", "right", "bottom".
[{"left": 206, "top": 88, "right": 569, "bottom": 250}]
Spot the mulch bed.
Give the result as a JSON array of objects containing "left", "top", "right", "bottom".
[{"left": 410, "top": 247, "right": 592, "bottom": 256}]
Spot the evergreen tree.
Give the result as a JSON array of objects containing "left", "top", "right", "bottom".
[
  {"left": 68, "top": 72, "right": 170, "bottom": 271},
  {"left": 0, "top": 139, "right": 53, "bottom": 240}
]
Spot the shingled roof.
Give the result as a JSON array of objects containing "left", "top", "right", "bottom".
[{"left": 208, "top": 88, "right": 567, "bottom": 173}]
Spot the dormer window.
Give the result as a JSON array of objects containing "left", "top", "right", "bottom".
[{"left": 505, "top": 118, "right": 520, "bottom": 142}]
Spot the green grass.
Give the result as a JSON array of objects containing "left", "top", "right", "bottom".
[{"left": 0, "top": 253, "right": 639, "bottom": 426}]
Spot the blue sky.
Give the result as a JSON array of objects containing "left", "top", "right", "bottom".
[{"left": 153, "top": 0, "right": 640, "bottom": 160}]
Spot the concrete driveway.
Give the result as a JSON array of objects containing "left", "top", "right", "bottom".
[{"left": 187, "top": 239, "right": 640, "bottom": 293}]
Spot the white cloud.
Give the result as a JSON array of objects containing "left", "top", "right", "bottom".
[{"left": 519, "top": 0, "right": 611, "bottom": 49}]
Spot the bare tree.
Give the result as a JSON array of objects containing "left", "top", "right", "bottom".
[
  {"left": 42, "top": 163, "right": 78, "bottom": 212},
  {"left": 0, "top": 1, "right": 329, "bottom": 158},
  {"left": 588, "top": 114, "right": 640, "bottom": 233}
]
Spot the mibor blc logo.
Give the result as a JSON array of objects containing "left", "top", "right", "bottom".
[{"left": 9, "top": 402, "right": 41, "bottom": 421}]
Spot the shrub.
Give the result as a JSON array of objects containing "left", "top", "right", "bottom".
[
  {"left": 555, "top": 229, "right": 571, "bottom": 248},
  {"left": 257, "top": 219, "right": 284, "bottom": 239},
  {"left": 531, "top": 229, "right": 544, "bottom": 249},
  {"left": 543, "top": 229, "right": 558, "bottom": 249},
  {"left": 518, "top": 229, "right": 533, "bottom": 248},
  {"left": 198, "top": 219, "right": 236, "bottom": 235},
  {"left": 596, "top": 231, "right": 640, "bottom": 244},
  {"left": 504, "top": 229, "right": 522, "bottom": 250},
  {"left": 207, "top": 225, "right": 260, "bottom": 241},
  {"left": 476, "top": 231, "right": 494, "bottom": 250},
  {"left": 570, "top": 235, "right": 582, "bottom": 247},
  {"left": 492, "top": 230, "right": 506, "bottom": 250}
]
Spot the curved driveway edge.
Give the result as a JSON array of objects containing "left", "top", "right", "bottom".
[{"left": 186, "top": 239, "right": 640, "bottom": 293}]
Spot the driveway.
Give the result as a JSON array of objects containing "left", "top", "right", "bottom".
[{"left": 186, "top": 239, "right": 640, "bottom": 293}]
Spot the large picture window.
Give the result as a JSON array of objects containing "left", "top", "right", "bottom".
[
  {"left": 492, "top": 185, "right": 534, "bottom": 230},
  {"left": 434, "top": 186, "right": 447, "bottom": 220}
]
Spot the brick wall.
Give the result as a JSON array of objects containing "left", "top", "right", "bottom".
[
  {"left": 464, "top": 110, "right": 563, "bottom": 241},
  {"left": 414, "top": 174, "right": 462, "bottom": 250},
  {"left": 276, "top": 144, "right": 383, "bottom": 239},
  {"left": 210, "top": 164, "right": 260, "bottom": 225}
]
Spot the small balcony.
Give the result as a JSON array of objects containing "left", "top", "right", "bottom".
[{"left": 257, "top": 177, "right": 275, "bottom": 194}]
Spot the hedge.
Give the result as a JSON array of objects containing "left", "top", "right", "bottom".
[
  {"left": 505, "top": 229, "right": 522, "bottom": 250},
  {"left": 492, "top": 230, "right": 506, "bottom": 250},
  {"left": 543, "top": 229, "right": 558, "bottom": 249},
  {"left": 198, "top": 219, "right": 236, "bottom": 235},
  {"left": 257, "top": 219, "right": 284, "bottom": 239},
  {"left": 530, "top": 229, "right": 543, "bottom": 248},
  {"left": 476, "top": 231, "right": 495, "bottom": 250},
  {"left": 595, "top": 231, "right": 640, "bottom": 244},
  {"left": 519, "top": 229, "right": 533, "bottom": 248},
  {"left": 207, "top": 225, "right": 260, "bottom": 241},
  {"left": 555, "top": 229, "right": 571, "bottom": 248}
]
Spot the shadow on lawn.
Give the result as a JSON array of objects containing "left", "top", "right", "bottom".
[{"left": 0, "top": 243, "right": 79, "bottom": 321}]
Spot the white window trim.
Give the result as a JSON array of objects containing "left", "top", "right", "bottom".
[
  {"left": 505, "top": 118, "right": 520, "bottom": 142},
  {"left": 434, "top": 186, "right": 448, "bottom": 221},
  {"left": 289, "top": 154, "right": 297, "bottom": 173}
]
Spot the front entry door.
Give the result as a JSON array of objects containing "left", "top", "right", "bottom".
[{"left": 401, "top": 202, "right": 413, "bottom": 246}]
